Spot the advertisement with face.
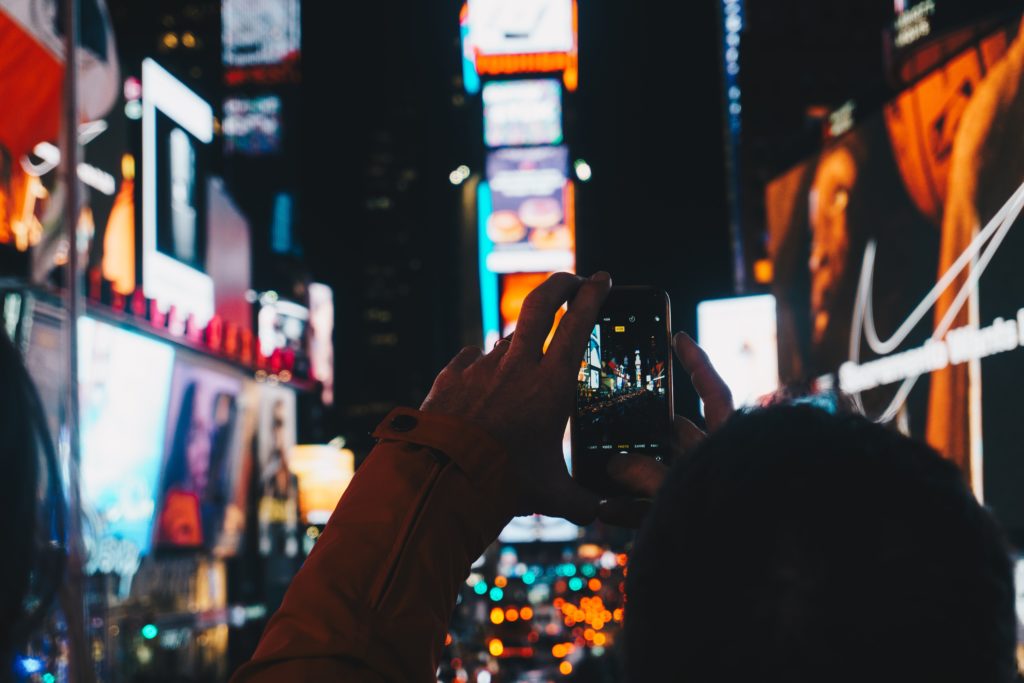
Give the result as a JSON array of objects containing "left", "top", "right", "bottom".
[
  {"left": 484, "top": 146, "right": 574, "bottom": 274},
  {"left": 155, "top": 358, "right": 243, "bottom": 550},
  {"left": 79, "top": 317, "right": 175, "bottom": 578},
  {"left": 257, "top": 384, "right": 299, "bottom": 559},
  {"left": 765, "top": 16, "right": 1024, "bottom": 543},
  {"left": 222, "top": 0, "right": 301, "bottom": 67}
]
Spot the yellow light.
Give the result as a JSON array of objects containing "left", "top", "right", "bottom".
[
  {"left": 553, "top": 598, "right": 564, "bottom": 609},
  {"left": 494, "top": 576, "right": 508, "bottom": 588},
  {"left": 601, "top": 610, "right": 612, "bottom": 621},
  {"left": 490, "top": 607, "right": 505, "bottom": 625},
  {"left": 162, "top": 32, "right": 178, "bottom": 48},
  {"left": 588, "top": 578, "right": 602, "bottom": 591},
  {"left": 520, "top": 606, "right": 533, "bottom": 620},
  {"left": 552, "top": 644, "right": 566, "bottom": 658},
  {"left": 753, "top": 258, "right": 774, "bottom": 284},
  {"left": 593, "top": 633, "right": 607, "bottom": 647},
  {"left": 488, "top": 639, "right": 504, "bottom": 657},
  {"left": 613, "top": 608, "right": 624, "bottom": 622},
  {"left": 584, "top": 628, "right": 595, "bottom": 641},
  {"left": 445, "top": 633, "right": 453, "bottom": 646},
  {"left": 181, "top": 31, "right": 196, "bottom": 48},
  {"left": 559, "top": 661, "right": 573, "bottom": 675},
  {"left": 505, "top": 608, "right": 519, "bottom": 622},
  {"left": 617, "top": 553, "right": 628, "bottom": 566}
]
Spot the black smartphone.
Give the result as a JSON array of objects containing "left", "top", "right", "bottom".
[{"left": 572, "top": 286, "right": 674, "bottom": 497}]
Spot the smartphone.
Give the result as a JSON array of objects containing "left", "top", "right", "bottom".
[{"left": 572, "top": 286, "right": 674, "bottom": 497}]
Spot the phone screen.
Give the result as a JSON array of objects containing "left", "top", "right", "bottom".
[{"left": 574, "top": 289, "right": 672, "bottom": 474}]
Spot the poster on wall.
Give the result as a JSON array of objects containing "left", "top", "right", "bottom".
[{"left": 764, "top": 16, "right": 1024, "bottom": 542}]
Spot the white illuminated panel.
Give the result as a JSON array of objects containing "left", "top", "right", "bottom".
[
  {"left": 142, "top": 58, "right": 215, "bottom": 326},
  {"left": 697, "top": 295, "right": 779, "bottom": 408},
  {"left": 468, "top": 0, "right": 573, "bottom": 56},
  {"left": 483, "top": 79, "right": 562, "bottom": 148}
]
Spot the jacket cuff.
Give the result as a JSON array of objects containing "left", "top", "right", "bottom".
[{"left": 372, "top": 408, "right": 506, "bottom": 481}]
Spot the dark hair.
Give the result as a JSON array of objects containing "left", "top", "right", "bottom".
[
  {"left": 625, "top": 405, "right": 1017, "bottom": 683},
  {"left": 0, "top": 330, "right": 65, "bottom": 670}
]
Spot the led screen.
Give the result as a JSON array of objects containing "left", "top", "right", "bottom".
[
  {"left": 222, "top": 0, "right": 301, "bottom": 67},
  {"left": 468, "top": 0, "right": 573, "bottom": 56},
  {"left": 764, "top": 15, "right": 1024, "bottom": 542},
  {"left": 483, "top": 79, "right": 562, "bottom": 148},
  {"left": 79, "top": 317, "right": 175, "bottom": 568},
  {"left": 697, "top": 295, "right": 779, "bottom": 409},
  {"left": 223, "top": 95, "right": 281, "bottom": 155},
  {"left": 484, "top": 146, "right": 574, "bottom": 274},
  {"left": 154, "top": 359, "right": 243, "bottom": 550},
  {"left": 289, "top": 444, "right": 353, "bottom": 525}
]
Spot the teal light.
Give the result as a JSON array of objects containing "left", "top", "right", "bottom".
[
  {"left": 563, "top": 564, "right": 577, "bottom": 577},
  {"left": 581, "top": 565, "right": 596, "bottom": 577},
  {"left": 42, "top": 674, "right": 55, "bottom": 683},
  {"left": 568, "top": 577, "right": 584, "bottom": 591},
  {"left": 522, "top": 572, "right": 536, "bottom": 585},
  {"left": 489, "top": 587, "right": 504, "bottom": 601},
  {"left": 141, "top": 624, "right": 159, "bottom": 640},
  {"left": 474, "top": 582, "right": 488, "bottom": 596}
]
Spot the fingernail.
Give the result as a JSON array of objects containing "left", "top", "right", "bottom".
[
  {"left": 590, "top": 271, "right": 611, "bottom": 283},
  {"left": 674, "top": 331, "right": 693, "bottom": 345}
]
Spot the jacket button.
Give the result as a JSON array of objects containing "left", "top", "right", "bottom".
[{"left": 389, "top": 414, "right": 418, "bottom": 432}]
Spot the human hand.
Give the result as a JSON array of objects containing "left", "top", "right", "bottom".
[
  {"left": 598, "top": 332, "right": 734, "bottom": 526},
  {"left": 420, "top": 272, "right": 612, "bottom": 524}
]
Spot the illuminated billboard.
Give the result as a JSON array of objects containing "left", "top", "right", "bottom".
[
  {"left": 222, "top": 0, "right": 301, "bottom": 67},
  {"left": 289, "top": 444, "right": 353, "bottom": 525},
  {"left": 697, "top": 295, "right": 779, "bottom": 409},
  {"left": 79, "top": 317, "right": 176, "bottom": 575},
  {"left": 482, "top": 79, "right": 562, "bottom": 148},
  {"left": 142, "top": 58, "right": 215, "bottom": 326},
  {"left": 223, "top": 95, "right": 282, "bottom": 156},
  {"left": 482, "top": 146, "right": 574, "bottom": 274},
  {"left": 763, "top": 14, "right": 1024, "bottom": 542},
  {"left": 468, "top": 0, "right": 573, "bottom": 56}
]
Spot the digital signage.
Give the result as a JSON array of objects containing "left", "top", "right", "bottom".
[
  {"left": 223, "top": 95, "right": 282, "bottom": 156},
  {"left": 468, "top": 0, "right": 573, "bottom": 56},
  {"left": 482, "top": 79, "right": 562, "bottom": 148},
  {"left": 79, "top": 317, "right": 176, "bottom": 579},
  {"left": 697, "top": 295, "right": 779, "bottom": 409},
  {"left": 142, "top": 58, "right": 215, "bottom": 326},
  {"left": 222, "top": 0, "right": 301, "bottom": 68},
  {"left": 483, "top": 146, "right": 574, "bottom": 274},
  {"left": 763, "top": 14, "right": 1024, "bottom": 543}
]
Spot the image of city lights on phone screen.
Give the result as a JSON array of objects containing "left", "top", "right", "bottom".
[{"left": 575, "top": 315, "right": 669, "bottom": 453}]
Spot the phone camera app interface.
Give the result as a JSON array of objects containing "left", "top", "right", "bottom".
[{"left": 576, "top": 315, "right": 669, "bottom": 453}]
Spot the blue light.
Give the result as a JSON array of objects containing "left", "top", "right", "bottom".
[
  {"left": 16, "top": 657, "right": 43, "bottom": 675},
  {"left": 522, "top": 572, "right": 536, "bottom": 585},
  {"left": 474, "top": 582, "right": 488, "bottom": 596},
  {"left": 568, "top": 577, "right": 584, "bottom": 591},
  {"left": 563, "top": 564, "right": 577, "bottom": 577},
  {"left": 43, "top": 674, "right": 56, "bottom": 683},
  {"left": 141, "top": 624, "right": 159, "bottom": 640},
  {"left": 489, "top": 587, "right": 504, "bottom": 601},
  {"left": 477, "top": 181, "right": 500, "bottom": 346},
  {"left": 581, "top": 564, "right": 596, "bottom": 577}
]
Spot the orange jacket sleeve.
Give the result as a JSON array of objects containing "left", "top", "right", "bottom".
[{"left": 230, "top": 407, "right": 513, "bottom": 683}]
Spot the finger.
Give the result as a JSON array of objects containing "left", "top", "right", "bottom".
[
  {"left": 607, "top": 454, "right": 669, "bottom": 498},
  {"left": 672, "top": 416, "right": 705, "bottom": 459},
  {"left": 536, "top": 479, "right": 601, "bottom": 526},
  {"left": 544, "top": 271, "right": 612, "bottom": 372},
  {"left": 447, "top": 345, "right": 483, "bottom": 373},
  {"left": 674, "top": 332, "right": 734, "bottom": 431},
  {"left": 597, "top": 497, "right": 653, "bottom": 528},
  {"left": 509, "top": 272, "right": 584, "bottom": 362},
  {"left": 478, "top": 335, "right": 512, "bottom": 369}
]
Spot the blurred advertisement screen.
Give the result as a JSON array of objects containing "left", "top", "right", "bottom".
[
  {"left": 468, "top": 0, "right": 573, "bottom": 56},
  {"left": 154, "top": 358, "right": 244, "bottom": 551},
  {"left": 697, "top": 295, "right": 779, "bottom": 409},
  {"left": 223, "top": 95, "right": 281, "bottom": 155},
  {"left": 764, "top": 14, "right": 1024, "bottom": 542},
  {"left": 289, "top": 445, "right": 353, "bottom": 525},
  {"left": 222, "top": 0, "right": 301, "bottom": 67},
  {"left": 484, "top": 146, "right": 574, "bottom": 274},
  {"left": 483, "top": 79, "right": 562, "bottom": 148},
  {"left": 79, "top": 317, "right": 176, "bottom": 574}
]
